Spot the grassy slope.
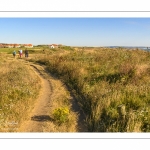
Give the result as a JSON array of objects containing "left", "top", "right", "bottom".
[{"left": 33, "top": 47, "right": 150, "bottom": 132}]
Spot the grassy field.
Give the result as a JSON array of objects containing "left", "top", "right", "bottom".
[
  {"left": 31, "top": 47, "right": 150, "bottom": 132},
  {"left": 0, "top": 54, "right": 41, "bottom": 132},
  {"left": 0, "top": 47, "right": 79, "bottom": 132},
  {"left": 0, "top": 46, "right": 150, "bottom": 132},
  {"left": 0, "top": 47, "right": 45, "bottom": 55}
]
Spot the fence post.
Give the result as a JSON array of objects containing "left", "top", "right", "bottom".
[{"left": 117, "top": 104, "right": 126, "bottom": 120}]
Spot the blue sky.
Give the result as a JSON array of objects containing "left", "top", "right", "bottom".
[{"left": 0, "top": 18, "right": 150, "bottom": 47}]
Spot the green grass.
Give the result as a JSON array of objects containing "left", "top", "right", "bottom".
[
  {"left": 0, "top": 47, "right": 44, "bottom": 54},
  {"left": 0, "top": 48, "right": 16, "bottom": 54},
  {"left": 32, "top": 47, "right": 150, "bottom": 132}
]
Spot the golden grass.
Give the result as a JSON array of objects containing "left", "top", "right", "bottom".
[
  {"left": 135, "top": 64, "right": 149, "bottom": 77},
  {"left": 29, "top": 48, "right": 150, "bottom": 132},
  {"left": 0, "top": 54, "right": 41, "bottom": 132}
]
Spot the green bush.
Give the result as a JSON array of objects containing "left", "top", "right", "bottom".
[{"left": 53, "top": 107, "right": 69, "bottom": 124}]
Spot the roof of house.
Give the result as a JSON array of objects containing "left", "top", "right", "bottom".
[
  {"left": 50, "top": 44, "right": 58, "bottom": 46},
  {"left": 24, "top": 44, "right": 33, "bottom": 46}
]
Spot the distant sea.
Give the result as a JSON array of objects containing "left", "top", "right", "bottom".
[
  {"left": 108, "top": 46, "right": 150, "bottom": 52},
  {"left": 140, "top": 47, "right": 150, "bottom": 52}
]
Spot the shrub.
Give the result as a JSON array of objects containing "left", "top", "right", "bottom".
[{"left": 53, "top": 107, "right": 69, "bottom": 125}]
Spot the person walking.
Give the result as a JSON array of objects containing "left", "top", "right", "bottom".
[
  {"left": 25, "top": 49, "right": 29, "bottom": 58},
  {"left": 12, "top": 50, "right": 16, "bottom": 58},
  {"left": 19, "top": 49, "right": 23, "bottom": 58}
]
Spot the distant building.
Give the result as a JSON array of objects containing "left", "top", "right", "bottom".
[
  {"left": 0, "top": 43, "right": 33, "bottom": 48},
  {"left": 6, "top": 44, "right": 14, "bottom": 48},
  {"left": 23, "top": 44, "right": 33, "bottom": 48},
  {"left": 0, "top": 44, "right": 4, "bottom": 48},
  {"left": 49, "top": 44, "right": 58, "bottom": 48},
  {"left": 14, "top": 44, "right": 21, "bottom": 48}
]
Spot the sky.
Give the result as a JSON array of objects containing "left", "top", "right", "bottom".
[{"left": 0, "top": 18, "right": 150, "bottom": 47}]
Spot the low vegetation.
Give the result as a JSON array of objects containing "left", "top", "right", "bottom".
[
  {"left": 0, "top": 46, "right": 150, "bottom": 132},
  {"left": 0, "top": 48, "right": 78, "bottom": 132},
  {"left": 45, "top": 82, "right": 78, "bottom": 132},
  {"left": 0, "top": 55, "right": 41, "bottom": 132},
  {"left": 33, "top": 47, "right": 150, "bottom": 132}
]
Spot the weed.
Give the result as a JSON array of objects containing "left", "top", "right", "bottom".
[{"left": 53, "top": 107, "right": 69, "bottom": 125}]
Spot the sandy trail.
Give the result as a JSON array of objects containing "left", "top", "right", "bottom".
[
  {"left": 17, "top": 60, "right": 87, "bottom": 132},
  {"left": 17, "top": 63, "right": 53, "bottom": 132}
]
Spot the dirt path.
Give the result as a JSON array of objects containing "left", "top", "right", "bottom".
[
  {"left": 16, "top": 60, "right": 87, "bottom": 132},
  {"left": 17, "top": 62, "right": 51, "bottom": 132}
]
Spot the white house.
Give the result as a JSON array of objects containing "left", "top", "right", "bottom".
[{"left": 49, "top": 44, "right": 58, "bottom": 48}]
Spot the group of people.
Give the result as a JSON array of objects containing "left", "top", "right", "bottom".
[{"left": 13, "top": 49, "right": 29, "bottom": 58}]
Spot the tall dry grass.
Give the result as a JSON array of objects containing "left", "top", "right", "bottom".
[{"left": 31, "top": 48, "right": 150, "bottom": 132}]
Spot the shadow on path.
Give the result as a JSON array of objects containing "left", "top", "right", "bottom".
[{"left": 31, "top": 115, "right": 54, "bottom": 122}]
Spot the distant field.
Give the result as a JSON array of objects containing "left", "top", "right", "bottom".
[
  {"left": 0, "top": 48, "right": 19, "bottom": 54},
  {"left": 0, "top": 47, "right": 44, "bottom": 54}
]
